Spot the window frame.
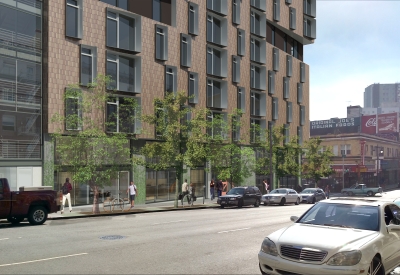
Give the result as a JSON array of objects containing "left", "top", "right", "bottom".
[
  {"left": 106, "top": 96, "right": 141, "bottom": 134},
  {"left": 65, "top": 92, "right": 82, "bottom": 131},
  {"left": 250, "top": 118, "right": 266, "bottom": 143},
  {"left": 206, "top": 77, "right": 228, "bottom": 109},
  {"left": 165, "top": 65, "right": 177, "bottom": 94},
  {"left": 250, "top": 90, "right": 266, "bottom": 117},
  {"left": 232, "top": 0, "right": 240, "bottom": 25},
  {"left": 273, "top": 47, "right": 279, "bottom": 71},
  {"left": 207, "top": 0, "right": 228, "bottom": 16},
  {"left": 207, "top": 44, "right": 228, "bottom": 78},
  {"left": 303, "top": 15, "right": 316, "bottom": 39},
  {"left": 297, "top": 126, "right": 303, "bottom": 145},
  {"left": 250, "top": 63, "right": 267, "bottom": 91},
  {"left": 297, "top": 83, "right": 303, "bottom": 103},
  {"left": 106, "top": 50, "right": 142, "bottom": 93},
  {"left": 300, "top": 62, "right": 306, "bottom": 83},
  {"left": 286, "top": 55, "right": 292, "bottom": 77},
  {"left": 250, "top": 35, "right": 266, "bottom": 64},
  {"left": 250, "top": 0, "right": 266, "bottom": 11},
  {"left": 237, "top": 29, "right": 246, "bottom": 56},
  {"left": 268, "top": 70, "right": 276, "bottom": 95},
  {"left": 188, "top": 72, "right": 198, "bottom": 104},
  {"left": 80, "top": 45, "right": 97, "bottom": 86},
  {"left": 237, "top": 87, "right": 245, "bottom": 112},
  {"left": 289, "top": 7, "right": 296, "bottom": 30},
  {"left": 207, "top": 12, "right": 228, "bottom": 47},
  {"left": 232, "top": 55, "right": 240, "bottom": 83},
  {"left": 272, "top": 97, "right": 279, "bottom": 120},
  {"left": 250, "top": 8, "right": 266, "bottom": 38},
  {"left": 181, "top": 33, "right": 192, "bottom": 67},
  {"left": 273, "top": 0, "right": 280, "bottom": 21},
  {"left": 300, "top": 105, "right": 305, "bottom": 126},
  {"left": 2, "top": 114, "right": 16, "bottom": 131},
  {"left": 188, "top": 2, "right": 199, "bottom": 35},
  {"left": 283, "top": 77, "right": 290, "bottom": 99},
  {"left": 286, "top": 101, "right": 293, "bottom": 123},
  {"left": 155, "top": 24, "right": 168, "bottom": 61},
  {"left": 65, "top": 0, "right": 83, "bottom": 39},
  {"left": 207, "top": 111, "right": 228, "bottom": 139}
]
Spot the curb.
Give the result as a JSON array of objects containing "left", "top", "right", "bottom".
[{"left": 48, "top": 204, "right": 221, "bottom": 220}]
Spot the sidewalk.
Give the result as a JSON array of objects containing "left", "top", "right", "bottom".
[{"left": 48, "top": 197, "right": 220, "bottom": 220}]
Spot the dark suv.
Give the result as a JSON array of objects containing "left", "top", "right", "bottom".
[{"left": 217, "top": 186, "right": 262, "bottom": 208}]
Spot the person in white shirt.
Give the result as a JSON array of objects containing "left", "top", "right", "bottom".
[
  {"left": 181, "top": 179, "right": 189, "bottom": 205},
  {"left": 127, "top": 181, "right": 137, "bottom": 208}
]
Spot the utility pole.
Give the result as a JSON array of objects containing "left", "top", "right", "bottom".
[{"left": 269, "top": 127, "right": 273, "bottom": 190}]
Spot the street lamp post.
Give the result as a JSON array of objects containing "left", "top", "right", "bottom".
[
  {"left": 375, "top": 145, "right": 383, "bottom": 187},
  {"left": 342, "top": 153, "right": 345, "bottom": 190}
]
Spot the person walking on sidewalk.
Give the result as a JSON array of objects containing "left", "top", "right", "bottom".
[
  {"left": 263, "top": 179, "right": 269, "bottom": 194},
  {"left": 181, "top": 179, "right": 190, "bottom": 206},
  {"left": 325, "top": 185, "right": 330, "bottom": 199},
  {"left": 217, "top": 180, "right": 223, "bottom": 197},
  {"left": 210, "top": 179, "right": 215, "bottom": 200},
  {"left": 189, "top": 183, "right": 196, "bottom": 206},
  {"left": 61, "top": 178, "right": 72, "bottom": 214},
  {"left": 127, "top": 181, "right": 137, "bottom": 209}
]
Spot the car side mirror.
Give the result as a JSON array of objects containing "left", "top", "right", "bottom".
[
  {"left": 290, "top": 216, "right": 299, "bottom": 222},
  {"left": 387, "top": 224, "right": 400, "bottom": 232}
]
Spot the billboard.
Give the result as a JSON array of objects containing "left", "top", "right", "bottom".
[
  {"left": 361, "top": 114, "right": 376, "bottom": 134},
  {"left": 377, "top": 113, "right": 398, "bottom": 133},
  {"left": 310, "top": 117, "right": 360, "bottom": 136}
]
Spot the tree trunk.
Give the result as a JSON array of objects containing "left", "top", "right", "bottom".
[
  {"left": 90, "top": 182, "right": 100, "bottom": 214},
  {"left": 174, "top": 169, "right": 181, "bottom": 208}
]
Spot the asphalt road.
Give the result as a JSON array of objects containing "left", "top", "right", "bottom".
[{"left": 0, "top": 203, "right": 312, "bottom": 274}]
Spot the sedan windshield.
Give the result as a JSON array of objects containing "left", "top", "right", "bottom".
[
  {"left": 300, "top": 189, "right": 316, "bottom": 194},
  {"left": 227, "top": 188, "right": 244, "bottom": 195},
  {"left": 297, "top": 203, "right": 379, "bottom": 231},
  {"left": 270, "top": 189, "right": 287, "bottom": 194}
]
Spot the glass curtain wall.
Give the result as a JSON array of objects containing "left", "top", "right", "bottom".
[
  {"left": 0, "top": 1, "right": 42, "bottom": 160},
  {"left": 146, "top": 168, "right": 177, "bottom": 202}
]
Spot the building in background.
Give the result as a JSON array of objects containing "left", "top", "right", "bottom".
[
  {"left": 0, "top": 0, "right": 316, "bottom": 205},
  {"left": 364, "top": 83, "right": 400, "bottom": 109}
]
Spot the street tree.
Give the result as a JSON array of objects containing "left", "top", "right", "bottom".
[
  {"left": 133, "top": 91, "right": 209, "bottom": 208},
  {"left": 302, "top": 137, "right": 334, "bottom": 186},
  {"left": 208, "top": 110, "right": 257, "bottom": 188},
  {"left": 51, "top": 75, "right": 138, "bottom": 214}
]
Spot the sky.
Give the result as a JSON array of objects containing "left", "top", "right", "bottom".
[{"left": 304, "top": 0, "right": 400, "bottom": 121}]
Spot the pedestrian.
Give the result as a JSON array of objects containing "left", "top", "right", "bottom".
[
  {"left": 189, "top": 183, "right": 196, "bottom": 206},
  {"left": 263, "top": 179, "right": 269, "bottom": 194},
  {"left": 217, "top": 180, "right": 223, "bottom": 197},
  {"left": 210, "top": 179, "right": 215, "bottom": 200},
  {"left": 181, "top": 179, "right": 189, "bottom": 206},
  {"left": 61, "top": 178, "right": 72, "bottom": 214},
  {"left": 127, "top": 181, "right": 137, "bottom": 209},
  {"left": 325, "top": 185, "right": 330, "bottom": 199}
]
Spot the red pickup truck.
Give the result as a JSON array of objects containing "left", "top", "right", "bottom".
[{"left": 0, "top": 178, "right": 60, "bottom": 225}]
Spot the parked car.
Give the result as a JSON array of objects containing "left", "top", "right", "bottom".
[
  {"left": 0, "top": 178, "right": 60, "bottom": 225},
  {"left": 261, "top": 188, "right": 301, "bottom": 206},
  {"left": 217, "top": 186, "right": 262, "bottom": 208},
  {"left": 299, "top": 188, "right": 326, "bottom": 204},
  {"left": 258, "top": 198, "right": 400, "bottom": 275},
  {"left": 341, "top": 183, "right": 383, "bottom": 197}
]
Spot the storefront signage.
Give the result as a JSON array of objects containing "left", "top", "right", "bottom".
[
  {"left": 361, "top": 115, "right": 376, "bottom": 134},
  {"left": 310, "top": 117, "right": 360, "bottom": 129},
  {"left": 377, "top": 113, "right": 398, "bottom": 133}
]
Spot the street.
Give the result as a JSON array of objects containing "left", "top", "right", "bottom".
[{"left": 0, "top": 203, "right": 311, "bottom": 274}]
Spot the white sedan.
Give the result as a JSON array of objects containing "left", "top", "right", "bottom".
[
  {"left": 262, "top": 188, "right": 301, "bottom": 206},
  {"left": 258, "top": 198, "right": 400, "bottom": 275}
]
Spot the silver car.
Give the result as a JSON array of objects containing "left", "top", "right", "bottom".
[
  {"left": 262, "top": 188, "right": 301, "bottom": 206},
  {"left": 299, "top": 188, "right": 326, "bottom": 204}
]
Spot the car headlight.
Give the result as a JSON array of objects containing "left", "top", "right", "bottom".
[
  {"left": 326, "top": 250, "right": 362, "bottom": 266},
  {"left": 261, "top": 238, "right": 278, "bottom": 256},
  {"left": 229, "top": 197, "right": 237, "bottom": 200}
]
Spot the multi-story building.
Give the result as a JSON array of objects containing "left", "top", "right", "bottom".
[
  {"left": 364, "top": 83, "right": 400, "bottom": 109},
  {"left": 0, "top": 0, "right": 316, "bottom": 205}
]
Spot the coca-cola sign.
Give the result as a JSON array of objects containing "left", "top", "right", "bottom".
[
  {"left": 378, "top": 113, "right": 398, "bottom": 133},
  {"left": 361, "top": 115, "right": 377, "bottom": 134}
]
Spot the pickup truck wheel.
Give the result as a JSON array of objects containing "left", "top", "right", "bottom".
[
  {"left": 348, "top": 191, "right": 354, "bottom": 196},
  {"left": 7, "top": 216, "right": 24, "bottom": 224},
  {"left": 367, "top": 191, "right": 373, "bottom": 197},
  {"left": 28, "top": 206, "right": 48, "bottom": 225}
]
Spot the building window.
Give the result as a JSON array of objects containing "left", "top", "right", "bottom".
[
  {"left": 250, "top": 36, "right": 266, "bottom": 64},
  {"left": 207, "top": 45, "right": 228, "bottom": 78},
  {"left": 66, "top": 0, "right": 82, "bottom": 39},
  {"left": 207, "top": 111, "right": 227, "bottom": 139},
  {"left": 297, "top": 126, "right": 303, "bottom": 145},
  {"left": 250, "top": 91, "right": 266, "bottom": 116},
  {"left": 153, "top": 0, "right": 161, "bottom": 22},
  {"left": 271, "top": 26, "right": 275, "bottom": 46},
  {"left": 273, "top": 47, "right": 279, "bottom": 71},
  {"left": 286, "top": 0, "right": 292, "bottom": 3},
  {"left": 188, "top": 72, "right": 198, "bottom": 104},
  {"left": 283, "top": 77, "right": 290, "bottom": 99},
  {"left": 273, "top": 0, "right": 280, "bottom": 21},
  {"left": 250, "top": 118, "right": 266, "bottom": 143},
  {"left": 207, "top": 0, "right": 228, "bottom": 15},
  {"left": 297, "top": 83, "right": 303, "bottom": 103},
  {"left": 181, "top": 34, "right": 192, "bottom": 67},
  {"left": 237, "top": 87, "right": 245, "bottom": 112},
  {"left": 165, "top": 66, "right": 177, "bottom": 94},
  {"left": 106, "top": 8, "right": 142, "bottom": 52},
  {"left": 250, "top": 0, "right": 266, "bottom": 11},
  {"left": 106, "top": 97, "right": 141, "bottom": 133},
  {"left": 232, "top": 0, "right": 240, "bottom": 24},
  {"left": 251, "top": 64, "right": 267, "bottom": 90},
  {"left": 101, "top": 0, "right": 128, "bottom": 10},
  {"left": 300, "top": 105, "right": 305, "bottom": 126},
  {"left": 156, "top": 25, "right": 168, "bottom": 61},
  {"left": 188, "top": 2, "right": 199, "bottom": 35},
  {"left": 2, "top": 115, "right": 16, "bottom": 131},
  {"left": 268, "top": 70, "right": 276, "bottom": 95},
  {"left": 340, "top": 144, "right": 351, "bottom": 155},
  {"left": 286, "top": 55, "right": 292, "bottom": 77},
  {"left": 304, "top": 0, "right": 316, "bottom": 17},
  {"left": 250, "top": 9, "right": 266, "bottom": 38},
  {"left": 272, "top": 97, "right": 278, "bottom": 120},
  {"left": 232, "top": 115, "right": 240, "bottom": 142},
  {"left": 303, "top": 16, "right": 316, "bottom": 39},
  {"left": 300, "top": 62, "right": 306, "bottom": 83},
  {"left": 283, "top": 124, "right": 289, "bottom": 144},
  {"left": 289, "top": 7, "right": 296, "bottom": 30},
  {"left": 207, "top": 13, "right": 228, "bottom": 47},
  {"left": 237, "top": 29, "right": 245, "bottom": 56},
  {"left": 207, "top": 78, "right": 227, "bottom": 109},
  {"left": 232, "top": 56, "right": 240, "bottom": 83},
  {"left": 283, "top": 34, "right": 287, "bottom": 52},
  {"left": 106, "top": 51, "right": 141, "bottom": 93},
  {"left": 65, "top": 93, "right": 82, "bottom": 131},
  {"left": 286, "top": 102, "right": 292, "bottom": 123},
  {"left": 80, "top": 45, "right": 97, "bottom": 86},
  {"left": 293, "top": 39, "right": 298, "bottom": 58}
]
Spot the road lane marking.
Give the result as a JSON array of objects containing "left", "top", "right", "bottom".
[
  {"left": 0, "top": 238, "right": 9, "bottom": 241},
  {"left": 218, "top": 227, "right": 250, "bottom": 233},
  {"left": 152, "top": 220, "right": 188, "bottom": 225},
  {"left": 0, "top": 253, "right": 88, "bottom": 267}
]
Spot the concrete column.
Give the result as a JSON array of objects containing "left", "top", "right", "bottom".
[{"left": 43, "top": 134, "right": 55, "bottom": 187}]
